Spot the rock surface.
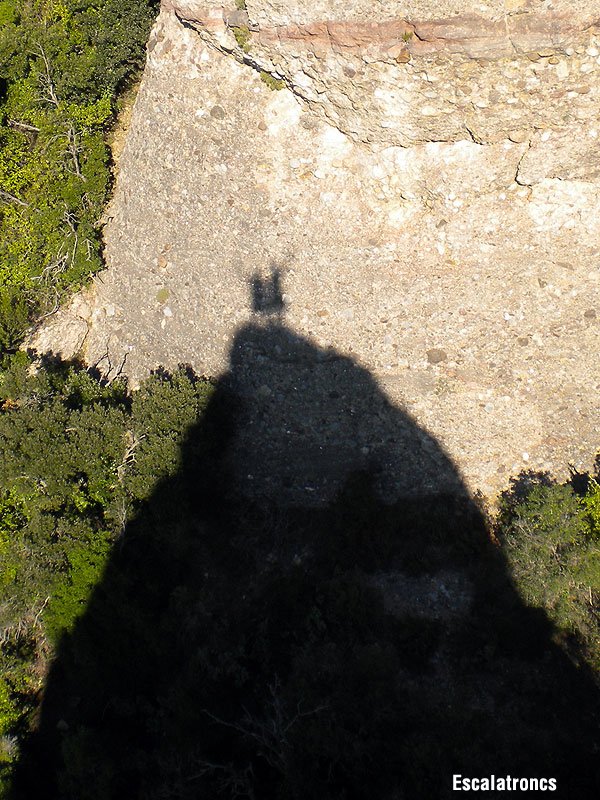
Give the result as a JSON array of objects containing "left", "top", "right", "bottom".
[{"left": 30, "top": 2, "right": 600, "bottom": 501}]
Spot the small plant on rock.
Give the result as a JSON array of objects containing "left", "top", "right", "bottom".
[
  {"left": 260, "top": 71, "right": 285, "bottom": 91},
  {"left": 233, "top": 25, "right": 251, "bottom": 53}
]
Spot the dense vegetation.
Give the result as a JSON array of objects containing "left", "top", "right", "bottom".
[
  {"left": 0, "top": 355, "right": 214, "bottom": 793},
  {"left": 498, "top": 471, "right": 600, "bottom": 673},
  {"left": 0, "top": 0, "right": 157, "bottom": 353},
  {"left": 0, "top": 355, "right": 597, "bottom": 798}
]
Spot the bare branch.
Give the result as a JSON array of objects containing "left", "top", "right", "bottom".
[
  {"left": 0, "top": 188, "right": 29, "bottom": 207},
  {"left": 0, "top": 595, "right": 51, "bottom": 646},
  {"left": 93, "top": 345, "right": 130, "bottom": 383},
  {"left": 106, "top": 350, "right": 129, "bottom": 384},
  {"left": 186, "top": 759, "right": 255, "bottom": 799},
  {"left": 66, "top": 124, "right": 85, "bottom": 181},
  {"left": 92, "top": 346, "right": 111, "bottom": 373},
  {"left": 32, "top": 249, "right": 69, "bottom": 284},
  {"left": 117, "top": 431, "right": 146, "bottom": 483},
  {"left": 63, "top": 207, "right": 79, "bottom": 265},
  {"left": 8, "top": 119, "right": 40, "bottom": 133},
  {"left": 37, "top": 286, "right": 61, "bottom": 320},
  {"left": 30, "top": 209, "right": 81, "bottom": 290},
  {"left": 203, "top": 680, "right": 329, "bottom": 776},
  {"left": 35, "top": 44, "right": 59, "bottom": 108},
  {"left": 32, "top": 596, "right": 50, "bottom": 628}
]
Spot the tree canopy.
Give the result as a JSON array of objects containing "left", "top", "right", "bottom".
[{"left": 0, "top": 0, "right": 157, "bottom": 353}]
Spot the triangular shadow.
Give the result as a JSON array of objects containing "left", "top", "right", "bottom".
[{"left": 16, "top": 273, "right": 600, "bottom": 799}]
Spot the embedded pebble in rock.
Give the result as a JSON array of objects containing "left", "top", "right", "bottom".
[
  {"left": 29, "top": 1, "right": 600, "bottom": 503},
  {"left": 427, "top": 348, "right": 448, "bottom": 365}
]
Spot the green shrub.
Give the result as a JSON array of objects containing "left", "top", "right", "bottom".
[
  {"left": 233, "top": 25, "right": 251, "bottom": 53},
  {"left": 0, "top": 0, "right": 158, "bottom": 356},
  {"left": 498, "top": 480, "right": 600, "bottom": 669},
  {"left": 582, "top": 478, "right": 600, "bottom": 534},
  {"left": 260, "top": 71, "right": 285, "bottom": 91},
  {"left": 0, "top": 680, "right": 19, "bottom": 737},
  {"left": 0, "top": 357, "right": 215, "bottom": 793}
]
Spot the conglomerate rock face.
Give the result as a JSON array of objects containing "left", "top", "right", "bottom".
[{"left": 31, "top": 1, "right": 600, "bottom": 502}]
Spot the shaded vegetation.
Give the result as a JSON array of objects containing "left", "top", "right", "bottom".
[
  {"left": 0, "top": 0, "right": 158, "bottom": 354},
  {"left": 0, "top": 354, "right": 213, "bottom": 793},
  {"left": 498, "top": 473, "right": 600, "bottom": 672}
]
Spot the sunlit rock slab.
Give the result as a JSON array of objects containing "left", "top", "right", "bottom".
[{"left": 31, "top": 8, "right": 600, "bottom": 501}]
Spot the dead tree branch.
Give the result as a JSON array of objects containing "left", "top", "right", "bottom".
[
  {"left": 186, "top": 759, "right": 255, "bottom": 798},
  {"left": 32, "top": 248, "right": 69, "bottom": 284},
  {"left": 8, "top": 119, "right": 40, "bottom": 133},
  {"left": 0, "top": 188, "right": 29, "bottom": 207},
  {"left": 63, "top": 207, "right": 79, "bottom": 265},
  {"left": 204, "top": 680, "right": 328, "bottom": 775},
  {"left": 108, "top": 350, "right": 129, "bottom": 384},
  {"left": 37, "top": 287, "right": 61, "bottom": 320},
  {"left": 35, "top": 44, "right": 59, "bottom": 108},
  {"left": 66, "top": 124, "right": 85, "bottom": 181},
  {"left": 117, "top": 431, "right": 146, "bottom": 483}
]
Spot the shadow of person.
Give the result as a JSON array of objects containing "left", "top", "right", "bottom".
[{"left": 16, "top": 272, "right": 599, "bottom": 799}]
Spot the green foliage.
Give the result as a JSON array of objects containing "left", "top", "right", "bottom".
[
  {"left": 0, "top": 679, "right": 21, "bottom": 795},
  {"left": 233, "top": 25, "right": 251, "bottom": 53},
  {"left": 0, "top": 356, "right": 213, "bottom": 789},
  {"left": 0, "top": 0, "right": 158, "bottom": 355},
  {"left": 0, "top": 372, "right": 129, "bottom": 642},
  {"left": 0, "top": 488, "right": 27, "bottom": 537},
  {"left": 0, "top": 488, "right": 27, "bottom": 590},
  {"left": 260, "top": 70, "right": 286, "bottom": 91},
  {"left": 43, "top": 530, "right": 113, "bottom": 641},
  {"left": 498, "top": 479, "right": 600, "bottom": 669},
  {"left": 0, "top": 680, "right": 19, "bottom": 737},
  {"left": 582, "top": 478, "right": 600, "bottom": 534},
  {"left": 0, "top": 288, "right": 31, "bottom": 354},
  {"left": 127, "top": 369, "right": 214, "bottom": 502}
]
